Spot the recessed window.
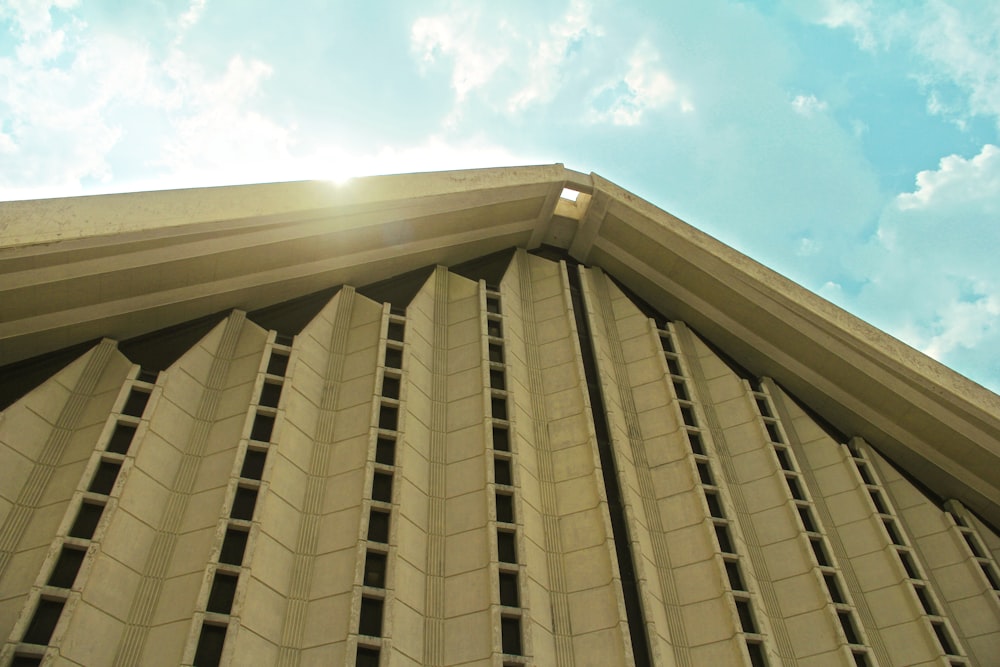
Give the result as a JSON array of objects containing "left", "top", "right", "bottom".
[
  {"left": 207, "top": 572, "right": 239, "bottom": 614},
  {"left": 356, "top": 647, "right": 381, "bottom": 667},
  {"left": 266, "top": 352, "right": 289, "bottom": 377},
  {"left": 22, "top": 598, "right": 65, "bottom": 645},
  {"left": 659, "top": 334, "right": 674, "bottom": 353},
  {"left": 250, "top": 413, "right": 275, "bottom": 442},
  {"left": 121, "top": 390, "right": 150, "bottom": 418},
  {"left": 853, "top": 651, "right": 871, "bottom": 667},
  {"left": 824, "top": 573, "right": 845, "bottom": 604},
  {"left": 746, "top": 640, "right": 768, "bottom": 667},
  {"left": 381, "top": 375, "right": 400, "bottom": 400},
  {"left": 785, "top": 475, "right": 806, "bottom": 501},
  {"left": 914, "top": 583, "right": 936, "bottom": 615},
  {"left": 498, "top": 530, "right": 517, "bottom": 563},
  {"left": 69, "top": 501, "right": 104, "bottom": 539},
  {"left": 491, "top": 396, "right": 508, "bottom": 421},
  {"left": 359, "top": 597, "right": 384, "bottom": 637},
  {"left": 379, "top": 404, "right": 398, "bottom": 431},
  {"left": 736, "top": 598, "right": 757, "bottom": 633},
  {"left": 489, "top": 343, "right": 504, "bottom": 364},
  {"left": 798, "top": 506, "right": 817, "bottom": 533},
  {"left": 666, "top": 356, "right": 682, "bottom": 376},
  {"left": 856, "top": 462, "right": 875, "bottom": 485},
  {"left": 368, "top": 510, "right": 390, "bottom": 543},
  {"left": 499, "top": 571, "right": 519, "bottom": 607},
  {"left": 375, "top": 437, "right": 396, "bottom": 465},
  {"left": 775, "top": 447, "right": 794, "bottom": 471},
  {"left": 962, "top": 531, "right": 985, "bottom": 558},
  {"left": 494, "top": 458, "right": 512, "bottom": 486},
  {"left": 486, "top": 297, "right": 501, "bottom": 314},
  {"left": 372, "top": 472, "right": 393, "bottom": 503},
  {"left": 490, "top": 369, "right": 506, "bottom": 390},
  {"left": 673, "top": 380, "right": 689, "bottom": 401},
  {"left": 259, "top": 382, "right": 282, "bottom": 408},
  {"left": 387, "top": 321, "right": 405, "bottom": 342},
  {"left": 680, "top": 405, "right": 697, "bottom": 427},
  {"left": 725, "top": 559, "right": 745, "bottom": 591},
  {"left": 715, "top": 524, "right": 734, "bottom": 554},
  {"left": 240, "top": 449, "right": 267, "bottom": 481},
  {"left": 47, "top": 547, "right": 86, "bottom": 589},
  {"left": 706, "top": 491, "right": 725, "bottom": 519},
  {"left": 274, "top": 332, "right": 294, "bottom": 346},
  {"left": 697, "top": 461, "right": 714, "bottom": 486},
  {"left": 11, "top": 656, "right": 42, "bottom": 667},
  {"left": 897, "top": 550, "right": 919, "bottom": 579},
  {"left": 883, "top": 518, "right": 904, "bottom": 546},
  {"left": 501, "top": 616, "right": 522, "bottom": 655},
  {"left": 364, "top": 551, "right": 387, "bottom": 588},
  {"left": 810, "top": 537, "right": 830, "bottom": 567},
  {"left": 384, "top": 346, "right": 403, "bottom": 369},
  {"left": 755, "top": 398, "right": 771, "bottom": 418},
  {"left": 932, "top": 621, "right": 957, "bottom": 655},
  {"left": 88, "top": 460, "right": 122, "bottom": 496},
  {"left": 194, "top": 622, "right": 227, "bottom": 667},
  {"left": 487, "top": 318, "right": 503, "bottom": 338},
  {"left": 496, "top": 493, "right": 514, "bottom": 524},
  {"left": 230, "top": 487, "right": 258, "bottom": 521},
  {"left": 765, "top": 422, "right": 782, "bottom": 443},
  {"left": 869, "top": 490, "right": 888, "bottom": 515},
  {"left": 137, "top": 368, "right": 158, "bottom": 383},
  {"left": 219, "top": 529, "right": 248, "bottom": 566},
  {"left": 838, "top": 610, "right": 860, "bottom": 645},
  {"left": 493, "top": 426, "right": 510, "bottom": 452},
  {"left": 981, "top": 563, "right": 1000, "bottom": 590},
  {"left": 106, "top": 423, "right": 137, "bottom": 455},
  {"left": 687, "top": 432, "right": 705, "bottom": 455}
]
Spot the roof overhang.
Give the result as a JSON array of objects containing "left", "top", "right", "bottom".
[{"left": 2, "top": 164, "right": 998, "bottom": 526}]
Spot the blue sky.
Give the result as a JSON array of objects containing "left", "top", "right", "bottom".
[{"left": 2, "top": 1, "right": 1000, "bottom": 393}]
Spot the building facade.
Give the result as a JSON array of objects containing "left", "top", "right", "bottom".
[{"left": 1, "top": 166, "right": 999, "bottom": 666}]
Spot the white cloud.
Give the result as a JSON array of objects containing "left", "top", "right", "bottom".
[
  {"left": 179, "top": 0, "right": 207, "bottom": 32},
  {"left": 896, "top": 144, "right": 1000, "bottom": 211},
  {"left": 791, "top": 93, "right": 828, "bottom": 115},
  {"left": 922, "top": 292, "right": 1000, "bottom": 360},
  {"left": 588, "top": 40, "right": 684, "bottom": 126},
  {"left": 507, "top": 0, "right": 598, "bottom": 112},
  {"left": 816, "top": 0, "right": 877, "bottom": 50},
  {"left": 411, "top": 10, "right": 509, "bottom": 103}
]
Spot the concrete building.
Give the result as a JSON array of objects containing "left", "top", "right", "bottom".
[{"left": 1, "top": 165, "right": 998, "bottom": 666}]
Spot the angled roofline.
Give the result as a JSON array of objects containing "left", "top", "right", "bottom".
[{"left": 2, "top": 164, "right": 998, "bottom": 525}]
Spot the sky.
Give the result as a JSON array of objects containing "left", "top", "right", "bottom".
[{"left": 2, "top": 0, "right": 1000, "bottom": 393}]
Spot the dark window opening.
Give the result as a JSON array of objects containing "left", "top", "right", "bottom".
[
  {"left": 207, "top": 572, "right": 239, "bottom": 614},
  {"left": 883, "top": 519, "right": 904, "bottom": 546},
  {"left": 489, "top": 343, "right": 504, "bottom": 364},
  {"left": 747, "top": 641, "right": 768, "bottom": 667},
  {"left": 838, "top": 610, "right": 860, "bottom": 644},
  {"left": 680, "top": 405, "right": 697, "bottom": 427},
  {"left": 673, "top": 380, "right": 689, "bottom": 401},
  {"left": 384, "top": 346, "right": 403, "bottom": 369},
  {"left": 775, "top": 447, "right": 794, "bottom": 471},
  {"left": 869, "top": 491, "right": 889, "bottom": 515},
  {"left": 88, "top": 460, "right": 122, "bottom": 496},
  {"left": 219, "top": 529, "right": 248, "bottom": 566},
  {"left": 378, "top": 405, "right": 398, "bottom": 431},
  {"left": 266, "top": 352, "right": 289, "bottom": 377},
  {"left": 715, "top": 524, "right": 735, "bottom": 554},
  {"left": 494, "top": 458, "right": 512, "bottom": 486},
  {"left": 368, "top": 510, "right": 390, "bottom": 543},
  {"left": 725, "top": 560, "right": 745, "bottom": 591},
  {"left": 810, "top": 537, "right": 830, "bottom": 566},
  {"left": 898, "top": 550, "right": 919, "bottom": 579},
  {"left": 137, "top": 368, "right": 159, "bottom": 383},
  {"left": 824, "top": 573, "right": 845, "bottom": 604},
  {"left": 194, "top": 623, "right": 227, "bottom": 667},
  {"left": 736, "top": 598, "right": 757, "bottom": 633},
  {"left": 121, "top": 390, "right": 150, "bottom": 418},
  {"left": 230, "top": 487, "right": 258, "bottom": 521},
  {"left": 364, "top": 551, "right": 387, "bottom": 588},
  {"left": 11, "top": 657, "right": 42, "bottom": 667},
  {"left": 765, "top": 422, "right": 782, "bottom": 443},
  {"left": 69, "top": 502, "right": 104, "bottom": 539},
  {"left": 381, "top": 376, "right": 400, "bottom": 400},
  {"left": 499, "top": 571, "right": 519, "bottom": 607},
  {"left": 853, "top": 651, "right": 871, "bottom": 667},
  {"left": 914, "top": 584, "right": 936, "bottom": 614},
  {"left": 496, "top": 493, "right": 514, "bottom": 524},
  {"left": 359, "top": 597, "right": 384, "bottom": 637},
  {"left": 387, "top": 321, "right": 406, "bottom": 341},
  {"left": 932, "top": 621, "right": 956, "bottom": 655},
  {"left": 786, "top": 476, "right": 805, "bottom": 501},
  {"left": 375, "top": 437, "right": 396, "bottom": 465},
  {"left": 981, "top": 563, "right": 1000, "bottom": 590},
  {"left": 22, "top": 598, "right": 65, "bottom": 645},
  {"left": 687, "top": 432, "right": 705, "bottom": 455},
  {"left": 486, "top": 297, "right": 501, "bottom": 314},
  {"left": 491, "top": 396, "right": 508, "bottom": 421},
  {"left": 259, "top": 382, "right": 282, "bottom": 408},
  {"left": 490, "top": 369, "right": 506, "bottom": 390},
  {"left": 857, "top": 463, "right": 875, "bottom": 485},
  {"left": 250, "top": 413, "right": 275, "bottom": 442},
  {"left": 962, "top": 532, "right": 985, "bottom": 558},
  {"left": 798, "top": 507, "right": 817, "bottom": 533},
  {"left": 498, "top": 530, "right": 517, "bottom": 563},
  {"left": 372, "top": 472, "right": 393, "bottom": 503},
  {"left": 47, "top": 547, "right": 85, "bottom": 589},
  {"left": 755, "top": 398, "right": 771, "bottom": 418},
  {"left": 666, "top": 357, "right": 682, "bottom": 376},
  {"left": 493, "top": 426, "right": 510, "bottom": 451},
  {"left": 106, "top": 423, "right": 137, "bottom": 455},
  {"left": 240, "top": 449, "right": 267, "bottom": 481},
  {"left": 706, "top": 492, "right": 725, "bottom": 518},
  {"left": 487, "top": 318, "right": 503, "bottom": 338},
  {"left": 501, "top": 616, "right": 522, "bottom": 655},
  {"left": 697, "top": 461, "right": 714, "bottom": 486},
  {"left": 659, "top": 334, "right": 674, "bottom": 353},
  {"left": 274, "top": 332, "right": 294, "bottom": 346},
  {"left": 356, "top": 646, "right": 381, "bottom": 667}
]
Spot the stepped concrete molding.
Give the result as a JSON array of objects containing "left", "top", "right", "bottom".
[{"left": 1, "top": 165, "right": 998, "bottom": 666}]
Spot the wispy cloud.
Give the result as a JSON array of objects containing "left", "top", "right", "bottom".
[
  {"left": 791, "top": 93, "right": 828, "bottom": 115},
  {"left": 588, "top": 40, "right": 687, "bottom": 126}
]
